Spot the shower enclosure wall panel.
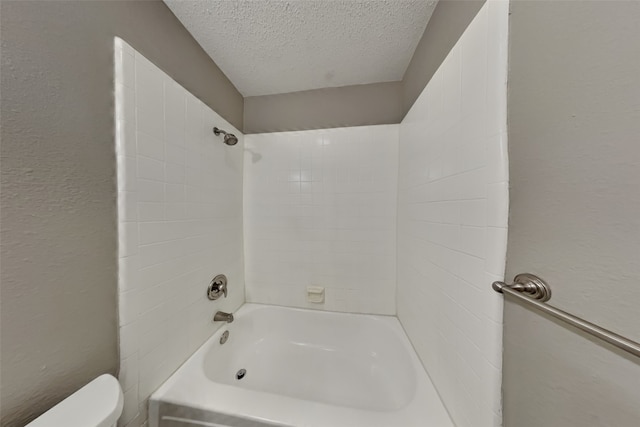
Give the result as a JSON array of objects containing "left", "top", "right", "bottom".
[
  {"left": 114, "top": 38, "right": 245, "bottom": 427},
  {"left": 396, "top": 2, "right": 509, "bottom": 426},
  {"left": 244, "top": 126, "right": 398, "bottom": 315}
]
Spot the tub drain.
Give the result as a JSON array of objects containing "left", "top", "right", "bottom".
[{"left": 236, "top": 369, "right": 246, "bottom": 380}]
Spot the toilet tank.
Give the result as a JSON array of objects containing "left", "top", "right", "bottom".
[{"left": 26, "top": 374, "right": 123, "bottom": 427}]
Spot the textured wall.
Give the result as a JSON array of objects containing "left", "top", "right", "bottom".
[
  {"left": 396, "top": 2, "right": 509, "bottom": 426},
  {"left": 504, "top": 1, "right": 640, "bottom": 426},
  {"left": 244, "top": 125, "right": 398, "bottom": 314},
  {"left": 0, "top": 1, "right": 242, "bottom": 425},
  {"left": 115, "top": 39, "right": 245, "bottom": 426}
]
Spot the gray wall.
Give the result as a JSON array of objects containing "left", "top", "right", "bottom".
[
  {"left": 244, "top": 82, "right": 403, "bottom": 134},
  {"left": 504, "top": 1, "right": 640, "bottom": 426},
  {"left": 244, "top": 0, "right": 484, "bottom": 133},
  {"left": 0, "top": 1, "right": 242, "bottom": 425}
]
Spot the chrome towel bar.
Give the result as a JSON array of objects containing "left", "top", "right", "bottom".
[{"left": 493, "top": 274, "right": 640, "bottom": 358}]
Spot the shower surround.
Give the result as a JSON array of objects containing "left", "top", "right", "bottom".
[
  {"left": 244, "top": 126, "right": 398, "bottom": 314},
  {"left": 115, "top": 1, "right": 509, "bottom": 425},
  {"left": 114, "top": 38, "right": 245, "bottom": 427},
  {"left": 396, "top": 2, "right": 509, "bottom": 426}
]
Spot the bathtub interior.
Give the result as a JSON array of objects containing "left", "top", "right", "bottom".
[
  {"left": 150, "top": 304, "right": 454, "bottom": 427},
  {"left": 202, "top": 306, "right": 417, "bottom": 411}
]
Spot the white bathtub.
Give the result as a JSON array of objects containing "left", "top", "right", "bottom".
[{"left": 150, "top": 304, "right": 453, "bottom": 427}]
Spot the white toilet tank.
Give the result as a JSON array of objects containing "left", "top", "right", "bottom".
[{"left": 26, "top": 374, "right": 123, "bottom": 427}]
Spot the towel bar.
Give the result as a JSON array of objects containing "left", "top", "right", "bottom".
[{"left": 493, "top": 274, "right": 640, "bottom": 358}]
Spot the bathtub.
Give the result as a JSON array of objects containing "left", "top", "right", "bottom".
[{"left": 150, "top": 304, "right": 453, "bottom": 427}]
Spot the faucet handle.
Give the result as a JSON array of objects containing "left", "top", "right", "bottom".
[{"left": 207, "top": 274, "right": 228, "bottom": 300}]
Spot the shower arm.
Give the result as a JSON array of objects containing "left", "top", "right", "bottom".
[{"left": 213, "top": 127, "right": 227, "bottom": 136}]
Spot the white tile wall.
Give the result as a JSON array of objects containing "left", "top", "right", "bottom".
[
  {"left": 244, "top": 125, "right": 398, "bottom": 314},
  {"left": 114, "top": 38, "right": 245, "bottom": 427},
  {"left": 396, "top": 2, "right": 509, "bottom": 426}
]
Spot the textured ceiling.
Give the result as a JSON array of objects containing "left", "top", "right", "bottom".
[{"left": 164, "top": 1, "right": 437, "bottom": 97}]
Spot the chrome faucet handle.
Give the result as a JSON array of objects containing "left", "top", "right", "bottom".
[{"left": 207, "top": 274, "right": 228, "bottom": 300}]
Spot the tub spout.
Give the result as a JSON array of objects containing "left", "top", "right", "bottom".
[{"left": 214, "top": 311, "right": 234, "bottom": 323}]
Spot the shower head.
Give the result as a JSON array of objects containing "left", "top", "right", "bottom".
[{"left": 213, "top": 127, "right": 238, "bottom": 146}]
